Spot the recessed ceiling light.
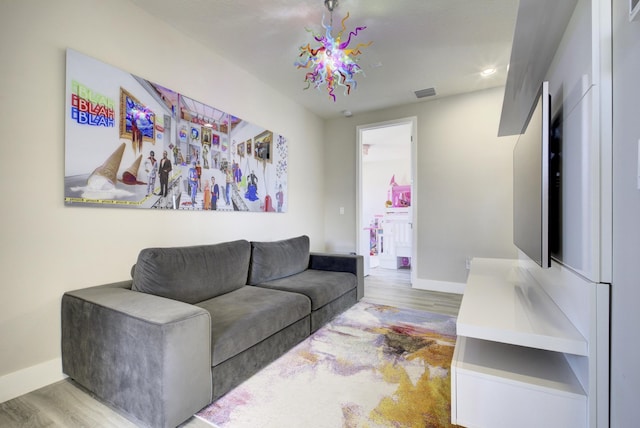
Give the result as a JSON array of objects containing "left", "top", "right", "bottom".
[{"left": 480, "top": 68, "right": 497, "bottom": 77}]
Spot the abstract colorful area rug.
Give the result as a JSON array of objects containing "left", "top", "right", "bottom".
[{"left": 196, "top": 302, "right": 459, "bottom": 428}]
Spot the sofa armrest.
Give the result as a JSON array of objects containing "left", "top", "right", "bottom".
[
  {"left": 309, "top": 253, "right": 364, "bottom": 300},
  {"left": 61, "top": 282, "right": 212, "bottom": 428}
]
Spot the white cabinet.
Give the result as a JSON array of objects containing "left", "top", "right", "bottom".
[
  {"left": 451, "top": 258, "right": 605, "bottom": 428},
  {"left": 378, "top": 208, "right": 412, "bottom": 269},
  {"left": 452, "top": 337, "right": 586, "bottom": 428},
  {"left": 456, "top": 260, "right": 587, "bottom": 355}
]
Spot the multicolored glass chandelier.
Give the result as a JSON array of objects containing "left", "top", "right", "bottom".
[{"left": 295, "top": 0, "right": 371, "bottom": 102}]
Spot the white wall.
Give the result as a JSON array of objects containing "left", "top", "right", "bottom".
[
  {"left": 324, "top": 87, "right": 518, "bottom": 286},
  {"left": 545, "top": 0, "right": 612, "bottom": 284},
  {"left": 611, "top": 0, "right": 640, "bottom": 426},
  {"left": 0, "top": 0, "right": 325, "bottom": 401}
]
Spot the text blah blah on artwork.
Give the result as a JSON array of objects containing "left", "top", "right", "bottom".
[{"left": 64, "top": 49, "right": 288, "bottom": 213}]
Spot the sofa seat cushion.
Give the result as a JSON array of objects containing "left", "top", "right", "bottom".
[
  {"left": 197, "top": 286, "right": 311, "bottom": 366},
  {"left": 249, "top": 235, "right": 310, "bottom": 284},
  {"left": 132, "top": 240, "right": 251, "bottom": 304},
  {"left": 253, "top": 269, "right": 356, "bottom": 311}
]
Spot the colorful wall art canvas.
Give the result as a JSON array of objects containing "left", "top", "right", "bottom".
[{"left": 64, "top": 49, "right": 288, "bottom": 212}]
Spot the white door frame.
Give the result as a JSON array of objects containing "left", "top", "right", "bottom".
[{"left": 356, "top": 116, "right": 418, "bottom": 284}]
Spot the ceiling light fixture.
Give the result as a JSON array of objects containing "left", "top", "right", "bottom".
[
  {"left": 480, "top": 67, "right": 497, "bottom": 77},
  {"left": 295, "top": 0, "right": 372, "bottom": 101},
  {"left": 324, "top": 0, "right": 337, "bottom": 12}
]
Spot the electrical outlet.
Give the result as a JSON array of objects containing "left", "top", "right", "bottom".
[
  {"left": 465, "top": 257, "right": 472, "bottom": 270},
  {"left": 339, "top": 207, "right": 345, "bottom": 215}
]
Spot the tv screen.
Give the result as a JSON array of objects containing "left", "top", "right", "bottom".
[
  {"left": 549, "top": 108, "right": 562, "bottom": 260},
  {"left": 513, "top": 81, "right": 551, "bottom": 268}
]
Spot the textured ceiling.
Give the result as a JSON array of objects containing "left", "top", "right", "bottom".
[{"left": 128, "top": 0, "right": 519, "bottom": 119}]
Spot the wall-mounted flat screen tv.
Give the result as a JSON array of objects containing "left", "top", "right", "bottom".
[{"left": 513, "top": 81, "right": 551, "bottom": 268}]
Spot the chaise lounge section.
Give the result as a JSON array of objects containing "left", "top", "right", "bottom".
[{"left": 61, "top": 235, "right": 363, "bottom": 428}]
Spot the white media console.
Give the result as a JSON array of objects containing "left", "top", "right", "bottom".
[{"left": 451, "top": 258, "right": 609, "bottom": 428}]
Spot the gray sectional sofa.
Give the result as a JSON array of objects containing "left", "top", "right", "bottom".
[{"left": 61, "top": 235, "right": 363, "bottom": 428}]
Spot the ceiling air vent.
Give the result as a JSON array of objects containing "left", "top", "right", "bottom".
[{"left": 414, "top": 87, "right": 436, "bottom": 99}]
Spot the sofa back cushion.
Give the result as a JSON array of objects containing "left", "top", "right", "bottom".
[
  {"left": 132, "top": 240, "right": 251, "bottom": 304},
  {"left": 248, "top": 235, "right": 310, "bottom": 284}
]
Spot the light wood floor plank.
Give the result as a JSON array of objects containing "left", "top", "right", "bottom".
[
  {"left": 363, "top": 267, "right": 462, "bottom": 317},
  {"left": 0, "top": 395, "right": 53, "bottom": 427},
  {"left": 0, "top": 268, "right": 462, "bottom": 427}
]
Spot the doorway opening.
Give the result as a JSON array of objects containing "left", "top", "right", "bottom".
[{"left": 357, "top": 117, "right": 417, "bottom": 285}]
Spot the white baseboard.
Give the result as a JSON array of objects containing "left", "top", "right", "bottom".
[
  {"left": 412, "top": 277, "right": 465, "bottom": 294},
  {"left": 0, "top": 358, "right": 66, "bottom": 403}
]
